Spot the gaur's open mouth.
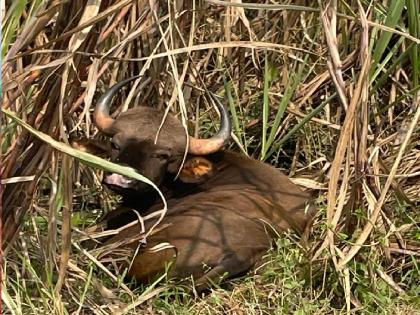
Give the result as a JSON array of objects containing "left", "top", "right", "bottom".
[{"left": 103, "top": 173, "right": 134, "bottom": 189}]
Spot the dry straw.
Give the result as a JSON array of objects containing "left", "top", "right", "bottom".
[{"left": 2, "top": 1, "right": 419, "bottom": 313}]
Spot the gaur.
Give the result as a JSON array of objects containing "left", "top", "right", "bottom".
[{"left": 78, "top": 76, "right": 313, "bottom": 291}]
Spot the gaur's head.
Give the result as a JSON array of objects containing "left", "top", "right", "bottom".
[{"left": 89, "top": 76, "right": 231, "bottom": 192}]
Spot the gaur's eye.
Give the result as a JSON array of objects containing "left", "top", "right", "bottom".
[
  {"left": 111, "top": 142, "right": 120, "bottom": 151},
  {"left": 153, "top": 150, "right": 171, "bottom": 160}
]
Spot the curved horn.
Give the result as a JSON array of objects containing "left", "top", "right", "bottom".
[
  {"left": 188, "top": 93, "right": 231, "bottom": 155},
  {"left": 94, "top": 76, "right": 141, "bottom": 135}
]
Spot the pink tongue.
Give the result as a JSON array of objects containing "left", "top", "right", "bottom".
[{"left": 103, "top": 173, "right": 132, "bottom": 188}]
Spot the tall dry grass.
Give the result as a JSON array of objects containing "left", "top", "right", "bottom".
[{"left": 1, "top": 1, "right": 419, "bottom": 314}]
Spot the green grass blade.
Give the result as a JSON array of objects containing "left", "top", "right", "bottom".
[
  {"left": 1, "top": 0, "right": 28, "bottom": 57},
  {"left": 261, "top": 52, "right": 309, "bottom": 161},
  {"left": 261, "top": 52, "right": 271, "bottom": 159},
  {"left": 264, "top": 93, "right": 337, "bottom": 160},
  {"left": 370, "top": 35, "right": 405, "bottom": 84},
  {"left": 372, "top": 42, "right": 413, "bottom": 92},
  {"left": 223, "top": 76, "right": 243, "bottom": 149},
  {"left": 371, "top": 0, "right": 405, "bottom": 71},
  {"left": 407, "top": 0, "right": 420, "bottom": 87},
  {"left": 263, "top": 72, "right": 298, "bottom": 157}
]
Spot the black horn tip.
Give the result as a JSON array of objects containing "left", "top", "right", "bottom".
[
  {"left": 209, "top": 92, "right": 232, "bottom": 141},
  {"left": 94, "top": 75, "right": 143, "bottom": 135}
]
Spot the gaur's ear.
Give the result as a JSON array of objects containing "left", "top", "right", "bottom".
[
  {"left": 179, "top": 157, "right": 215, "bottom": 184},
  {"left": 70, "top": 138, "right": 111, "bottom": 157}
]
